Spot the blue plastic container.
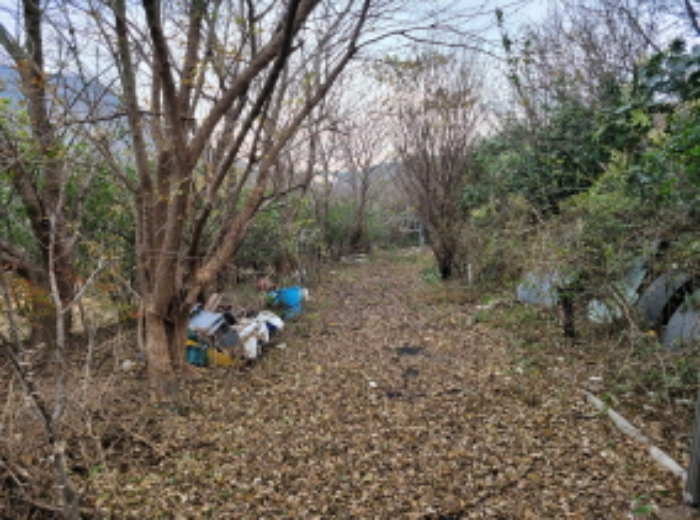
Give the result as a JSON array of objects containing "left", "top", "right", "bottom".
[
  {"left": 276, "top": 287, "right": 303, "bottom": 306},
  {"left": 268, "top": 286, "right": 304, "bottom": 320}
]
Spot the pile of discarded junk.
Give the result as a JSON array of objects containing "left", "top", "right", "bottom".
[
  {"left": 516, "top": 245, "right": 700, "bottom": 350},
  {"left": 186, "top": 285, "right": 309, "bottom": 368}
]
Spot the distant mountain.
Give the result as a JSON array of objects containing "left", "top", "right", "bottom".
[{"left": 0, "top": 64, "right": 122, "bottom": 120}]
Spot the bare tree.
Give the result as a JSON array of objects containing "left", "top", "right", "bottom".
[
  {"left": 309, "top": 111, "right": 346, "bottom": 259},
  {"left": 0, "top": 2, "right": 83, "bottom": 344},
  {"left": 336, "top": 108, "right": 389, "bottom": 254},
  {"left": 498, "top": 0, "right": 669, "bottom": 122},
  {"left": 86, "top": 0, "right": 379, "bottom": 397},
  {"left": 391, "top": 51, "right": 486, "bottom": 279}
]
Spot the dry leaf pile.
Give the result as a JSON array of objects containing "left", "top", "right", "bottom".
[{"left": 86, "top": 251, "right": 686, "bottom": 519}]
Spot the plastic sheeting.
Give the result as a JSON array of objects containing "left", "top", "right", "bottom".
[
  {"left": 662, "top": 289, "right": 700, "bottom": 350},
  {"left": 516, "top": 271, "right": 563, "bottom": 307},
  {"left": 587, "top": 257, "right": 647, "bottom": 324},
  {"left": 637, "top": 271, "right": 694, "bottom": 330}
]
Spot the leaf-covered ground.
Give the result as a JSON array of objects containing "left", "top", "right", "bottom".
[{"left": 90, "top": 250, "right": 689, "bottom": 519}]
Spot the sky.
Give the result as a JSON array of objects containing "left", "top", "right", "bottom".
[{"left": 0, "top": 0, "right": 552, "bottom": 54}]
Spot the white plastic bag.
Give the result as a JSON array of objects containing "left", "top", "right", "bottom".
[{"left": 235, "top": 319, "right": 270, "bottom": 360}]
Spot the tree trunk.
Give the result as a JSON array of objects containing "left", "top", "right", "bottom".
[
  {"left": 143, "top": 300, "right": 180, "bottom": 401},
  {"left": 350, "top": 224, "right": 369, "bottom": 254},
  {"left": 433, "top": 233, "right": 457, "bottom": 280},
  {"left": 26, "top": 281, "right": 58, "bottom": 346},
  {"left": 560, "top": 292, "right": 576, "bottom": 340},
  {"left": 437, "top": 250, "right": 454, "bottom": 280}
]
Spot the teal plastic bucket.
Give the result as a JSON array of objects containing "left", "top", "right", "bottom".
[{"left": 186, "top": 345, "right": 208, "bottom": 367}]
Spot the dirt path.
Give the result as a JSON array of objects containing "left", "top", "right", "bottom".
[{"left": 98, "top": 251, "right": 682, "bottom": 519}]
